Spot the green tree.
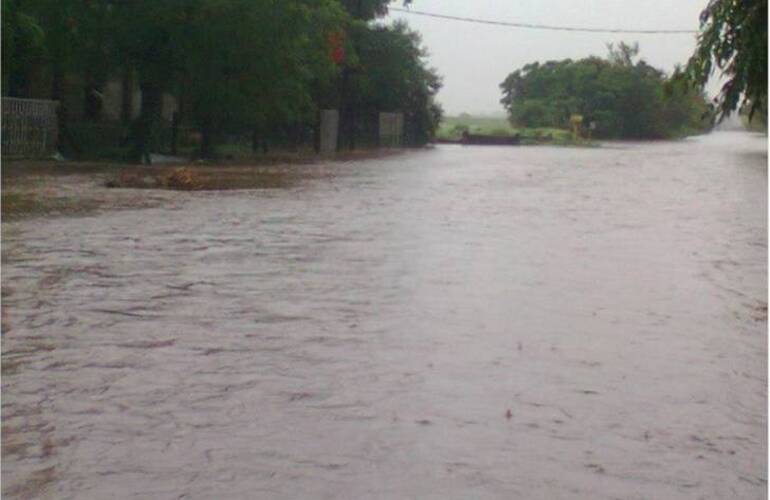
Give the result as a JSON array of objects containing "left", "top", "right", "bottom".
[
  {"left": 339, "top": 0, "right": 388, "bottom": 20},
  {"left": 686, "top": 0, "right": 767, "bottom": 121},
  {"left": 500, "top": 45, "right": 713, "bottom": 139},
  {"left": 180, "top": 0, "right": 345, "bottom": 157},
  {"left": 346, "top": 21, "right": 442, "bottom": 146},
  {"left": 108, "top": 1, "right": 187, "bottom": 161},
  {"left": 2, "top": 0, "right": 439, "bottom": 159},
  {"left": 335, "top": 0, "right": 418, "bottom": 149},
  {"left": 2, "top": 0, "right": 112, "bottom": 154},
  {"left": 2, "top": 0, "right": 46, "bottom": 97}
]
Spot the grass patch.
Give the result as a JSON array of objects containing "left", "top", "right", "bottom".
[
  {"left": 437, "top": 115, "right": 515, "bottom": 140},
  {"left": 436, "top": 115, "right": 594, "bottom": 146}
]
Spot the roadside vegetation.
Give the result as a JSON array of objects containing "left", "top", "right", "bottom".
[
  {"left": 499, "top": 43, "right": 714, "bottom": 140},
  {"left": 436, "top": 114, "right": 578, "bottom": 145},
  {"left": 2, "top": 0, "right": 441, "bottom": 161},
  {"left": 685, "top": 0, "right": 766, "bottom": 124}
]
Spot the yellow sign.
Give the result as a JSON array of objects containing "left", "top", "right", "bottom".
[{"left": 570, "top": 114, "right": 583, "bottom": 139}]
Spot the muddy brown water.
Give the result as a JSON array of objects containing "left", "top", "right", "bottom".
[{"left": 2, "top": 131, "right": 767, "bottom": 499}]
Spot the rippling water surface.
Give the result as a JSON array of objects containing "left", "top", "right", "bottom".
[{"left": 2, "top": 132, "right": 767, "bottom": 499}]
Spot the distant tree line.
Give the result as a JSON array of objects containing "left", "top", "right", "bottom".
[
  {"left": 2, "top": 0, "right": 443, "bottom": 160},
  {"left": 500, "top": 43, "right": 714, "bottom": 139}
]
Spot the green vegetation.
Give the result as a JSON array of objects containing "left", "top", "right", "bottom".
[
  {"left": 685, "top": 0, "right": 767, "bottom": 123},
  {"left": 342, "top": 21, "right": 443, "bottom": 148},
  {"left": 437, "top": 114, "right": 512, "bottom": 139},
  {"left": 1, "top": 0, "right": 441, "bottom": 160},
  {"left": 436, "top": 114, "right": 587, "bottom": 145},
  {"left": 499, "top": 43, "right": 714, "bottom": 140}
]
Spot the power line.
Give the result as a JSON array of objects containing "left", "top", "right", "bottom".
[{"left": 388, "top": 7, "right": 698, "bottom": 35}]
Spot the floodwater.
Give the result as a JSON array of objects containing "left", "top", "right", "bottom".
[{"left": 2, "top": 131, "right": 767, "bottom": 499}]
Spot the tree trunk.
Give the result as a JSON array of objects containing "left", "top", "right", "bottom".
[
  {"left": 170, "top": 111, "right": 179, "bottom": 155},
  {"left": 338, "top": 68, "right": 350, "bottom": 151},
  {"left": 291, "top": 122, "right": 302, "bottom": 151},
  {"left": 120, "top": 67, "right": 134, "bottom": 125},
  {"left": 349, "top": 105, "right": 357, "bottom": 150},
  {"left": 7, "top": 59, "right": 30, "bottom": 97},
  {"left": 313, "top": 115, "right": 321, "bottom": 153},
  {"left": 51, "top": 62, "right": 80, "bottom": 155},
  {"left": 83, "top": 72, "right": 103, "bottom": 121},
  {"left": 83, "top": 85, "right": 100, "bottom": 120},
  {"left": 132, "top": 81, "right": 162, "bottom": 164},
  {"left": 200, "top": 117, "right": 213, "bottom": 159},
  {"left": 251, "top": 127, "right": 260, "bottom": 153}
]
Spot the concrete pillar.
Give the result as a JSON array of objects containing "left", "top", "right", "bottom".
[{"left": 320, "top": 109, "right": 339, "bottom": 154}]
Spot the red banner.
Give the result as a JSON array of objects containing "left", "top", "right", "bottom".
[{"left": 327, "top": 31, "right": 345, "bottom": 65}]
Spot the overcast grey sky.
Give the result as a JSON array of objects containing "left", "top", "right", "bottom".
[{"left": 383, "top": 0, "right": 712, "bottom": 115}]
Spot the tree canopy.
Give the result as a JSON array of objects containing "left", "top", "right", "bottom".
[
  {"left": 686, "top": 0, "right": 767, "bottom": 121},
  {"left": 500, "top": 43, "right": 713, "bottom": 139},
  {"left": 1, "top": 0, "right": 440, "bottom": 158},
  {"left": 346, "top": 21, "right": 442, "bottom": 145}
]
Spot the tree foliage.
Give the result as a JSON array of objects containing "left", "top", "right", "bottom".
[
  {"left": 500, "top": 43, "right": 713, "bottom": 139},
  {"left": 2, "top": 0, "right": 439, "bottom": 158},
  {"left": 686, "top": 0, "right": 767, "bottom": 121},
  {"left": 339, "top": 0, "right": 412, "bottom": 20},
  {"left": 347, "top": 21, "right": 442, "bottom": 145},
  {"left": 174, "top": 0, "right": 347, "bottom": 154},
  {"left": 2, "top": 1, "right": 46, "bottom": 97}
]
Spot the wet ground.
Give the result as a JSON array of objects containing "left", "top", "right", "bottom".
[{"left": 2, "top": 131, "right": 767, "bottom": 499}]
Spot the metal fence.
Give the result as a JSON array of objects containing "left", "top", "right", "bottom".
[
  {"left": 379, "top": 112, "right": 403, "bottom": 148},
  {"left": 2, "top": 97, "right": 59, "bottom": 158}
]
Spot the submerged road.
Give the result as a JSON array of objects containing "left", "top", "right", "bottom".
[{"left": 2, "top": 131, "right": 767, "bottom": 499}]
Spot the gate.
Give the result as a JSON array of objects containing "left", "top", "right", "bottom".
[
  {"left": 378, "top": 112, "right": 403, "bottom": 148},
  {"left": 2, "top": 98, "right": 59, "bottom": 158}
]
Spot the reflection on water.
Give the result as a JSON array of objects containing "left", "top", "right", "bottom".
[{"left": 2, "top": 132, "right": 767, "bottom": 499}]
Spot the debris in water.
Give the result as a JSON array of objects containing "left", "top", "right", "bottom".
[
  {"left": 289, "top": 392, "right": 313, "bottom": 402},
  {"left": 117, "top": 339, "right": 176, "bottom": 349},
  {"left": 585, "top": 463, "right": 605, "bottom": 474}
]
